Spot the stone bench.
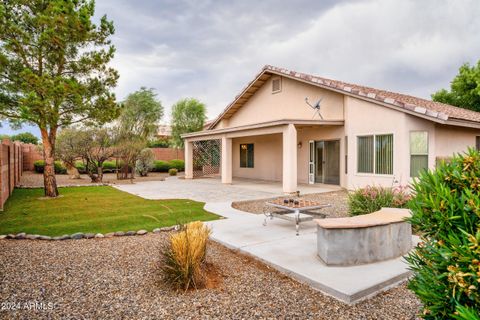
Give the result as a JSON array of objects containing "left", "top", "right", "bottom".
[{"left": 315, "top": 208, "right": 412, "bottom": 266}]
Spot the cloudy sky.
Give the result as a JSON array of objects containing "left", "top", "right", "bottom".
[{"left": 2, "top": 0, "right": 480, "bottom": 136}]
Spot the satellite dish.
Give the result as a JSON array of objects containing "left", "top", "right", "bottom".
[{"left": 305, "top": 97, "right": 324, "bottom": 119}]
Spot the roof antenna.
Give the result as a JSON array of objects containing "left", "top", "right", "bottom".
[{"left": 305, "top": 97, "right": 324, "bottom": 119}]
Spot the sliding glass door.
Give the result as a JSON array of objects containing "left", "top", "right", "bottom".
[{"left": 309, "top": 140, "right": 340, "bottom": 185}]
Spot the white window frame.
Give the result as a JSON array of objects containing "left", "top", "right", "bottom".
[
  {"left": 355, "top": 133, "right": 394, "bottom": 176},
  {"left": 409, "top": 131, "right": 429, "bottom": 177}
]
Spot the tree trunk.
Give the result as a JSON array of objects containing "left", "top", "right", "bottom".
[
  {"left": 40, "top": 128, "right": 59, "bottom": 197},
  {"left": 66, "top": 162, "right": 81, "bottom": 179},
  {"left": 97, "top": 163, "right": 104, "bottom": 182}
]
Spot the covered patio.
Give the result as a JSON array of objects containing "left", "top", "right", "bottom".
[{"left": 182, "top": 119, "right": 345, "bottom": 194}]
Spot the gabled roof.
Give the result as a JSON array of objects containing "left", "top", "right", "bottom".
[{"left": 209, "top": 65, "right": 480, "bottom": 129}]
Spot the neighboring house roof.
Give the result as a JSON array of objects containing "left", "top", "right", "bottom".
[{"left": 209, "top": 65, "right": 480, "bottom": 129}]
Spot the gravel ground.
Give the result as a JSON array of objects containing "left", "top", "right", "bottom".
[
  {"left": 18, "top": 171, "right": 178, "bottom": 187},
  {"left": 0, "top": 235, "right": 421, "bottom": 319},
  {"left": 232, "top": 190, "right": 350, "bottom": 218}
]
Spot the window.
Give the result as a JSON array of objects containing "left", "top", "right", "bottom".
[
  {"left": 240, "top": 144, "right": 254, "bottom": 168},
  {"left": 272, "top": 77, "right": 281, "bottom": 93},
  {"left": 476, "top": 136, "right": 480, "bottom": 150},
  {"left": 410, "top": 131, "right": 428, "bottom": 177},
  {"left": 357, "top": 134, "right": 393, "bottom": 175}
]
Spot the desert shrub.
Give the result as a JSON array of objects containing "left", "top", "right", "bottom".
[
  {"left": 33, "top": 160, "right": 67, "bottom": 174},
  {"left": 148, "top": 139, "right": 171, "bottom": 148},
  {"left": 169, "top": 159, "right": 185, "bottom": 171},
  {"left": 161, "top": 221, "right": 211, "bottom": 290},
  {"left": 348, "top": 185, "right": 411, "bottom": 216},
  {"left": 406, "top": 148, "right": 480, "bottom": 319},
  {"left": 74, "top": 161, "right": 86, "bottom": 174},
  {"left": 169, "top": 168, "right": 178, "bottom": 176},
  {"left": 153, "top": 160, "right": 170, "bottom": 172},
  {"left": 102, "top": 161, "right": 117, "bottom": 173},
  {"left": 136, "top": 149, "right": 155, "bottom": 176}
]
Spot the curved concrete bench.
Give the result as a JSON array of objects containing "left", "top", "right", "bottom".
[{"left": 315, "top": 208, "right": 412, "bottom": 266}]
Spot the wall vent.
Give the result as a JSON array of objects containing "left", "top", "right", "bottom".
[{"left": 272, "top": 77, "right": 282, "bottom": 93}]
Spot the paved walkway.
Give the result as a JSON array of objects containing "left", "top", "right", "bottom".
[
  {"left": 115, "top": 178, "right": 414, "bottom": 304},
  {"left": 114, "top": 176, "right": 340, "bottom": 202}
]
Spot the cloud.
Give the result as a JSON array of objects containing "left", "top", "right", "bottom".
[{"left": 93, "top": 0, "right": 480, "bottom": 121}]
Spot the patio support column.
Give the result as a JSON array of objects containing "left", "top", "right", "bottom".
[
  {"left": 221, "top": 136, "right": 232, "bottom": 184},
  {"left": 282, "top": 124, "right": 297, "bottom": 193},
  {"left": 185, "top": 140, "right": 193, "bottom": 179}
]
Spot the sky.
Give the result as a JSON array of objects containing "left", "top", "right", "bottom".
[{"left": 2, "top": 0, "right": 480, "bottom": 138}]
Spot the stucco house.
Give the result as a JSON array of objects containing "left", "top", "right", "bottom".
[{"left": 182, "top": 65, "right": 480, "bottom": 193}]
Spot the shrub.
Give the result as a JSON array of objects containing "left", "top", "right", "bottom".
[
  {"left": 102, "top": 161, "right": 117, "bottom": 173},
  {"left": 161, "top": 221, "right": 211, "bottom": 290},
  {"left": 153, "top": 160, "right": 170, "bottom": 172},
  {"left": 169, "top": 168, "right": 178, "bottom": 176},
  {"left": 135, "top": 148, "right": 155, "bottom": 177},
  {"left": 33, "top": 160, "right": 67, "bottom": 174},
  {"left": 74, "top": 161, "right": 86, "bottom": 174},
  {"left": 348, "top": 185, "right": 411, "bottom": 216},
  {"left": 148, "top": 139, "right": 171, "bottom": 148},
  {"left": 406, "top": 148, "right": 480, "bottom": 319},
  {"left": 169, "top": 159, "right": 185, "bottom": 171}
]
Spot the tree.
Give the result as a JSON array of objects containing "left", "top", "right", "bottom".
[
  {"left": 432, "top": 60, "right": 480, "bottom": 112},
  {"left": 0, "top": 1, "right": 120, "bottom": 197},
  {"left": 10, "top": 132, "right": 38, "bottom": 144},
  {"left": 135, "top": 148, "right": 155, "bottom": 177},
  {"left": 114, "top": 88, "right": 163, "bottom": 179},
  {"left": 170, "top": 98, "right": 206, "bottom": 148},
  {"left": 56, "top": 127, "right": 82, "bottom": 179}
]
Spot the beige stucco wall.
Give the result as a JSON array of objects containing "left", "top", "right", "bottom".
[
  {"left": 232, "top": 134, "right": 283, "bottom": 181},
  {"left": 223, "top": 77, "right": 344, "bottom": 128},
  {"left": 435, "top": 125, "right": 478, "bottom": 157}
]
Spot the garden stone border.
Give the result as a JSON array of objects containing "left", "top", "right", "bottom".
[
  {"left": 0, "top": 226, "right": 178, "bottom": 241},
  {"left": 16, "top": 183, "right": 111, "bottom": 189}
]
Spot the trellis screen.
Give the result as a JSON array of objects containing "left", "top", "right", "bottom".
[{"left": 192, "top": 139, "right": 221, "bottom": 178}]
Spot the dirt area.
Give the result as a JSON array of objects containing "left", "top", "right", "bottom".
[
  {"left": 18, "top": 171, "right": 182, "bottom": 187},
  {"left": 232, "top": 190, "right": 350, "bottom": 218},
  {"left": 0, "top": 234, "right": 421, "bottom": 319}
]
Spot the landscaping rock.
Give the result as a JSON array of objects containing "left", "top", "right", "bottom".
[
  {"left": 53, "top": 236, "right": 63, "bottom": 241},
  {"left": 71, "top": 233, "right": 84, "bottom": 240},
  {"left": 6, "top": 234, "right": 15, "bottom": 239},
  {"left": 114, "top": 231, "right": 125, "bottom": 237},
  {"left": 0, "top": 235, "right": 7, "bottom": 239},
  {"left": 160, "top": 226, "right": 175, "bottom": 232},
  {"left": 136, "top": 230, "right": 148, "bottom": 235},
  {"left": 95, "top": 233, "right": 104, "bottom": 238},
  {"left": 26, "top": 234, "right": 39, "bottom": 240},
  {"left": 59, "top": 235, "right": 71, "bottom": 240},
  {"left": 38, "top": 236, "right": 52, "bottom": 240},
  {"left": 152, "top": 228, "right": 161, "bottom": 234},
  {"left": 104, "top": 232, "right": 115, "bottom": 238},
  {"left": 125, "top": 231, "right": 136, "bottom": 236},
  {"left": 84, "top": 233, "right": 95, "bottom": 239},
  {"left": 15, "top": 233, "right": 26, "bottom": 239}
]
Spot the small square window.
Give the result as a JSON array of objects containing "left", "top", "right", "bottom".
[
  {"left": 240, "top": 144, "right": 254, "bottom": 168},
  {"left": 272, "top": 77, "right": 281, "bottom": 93}
]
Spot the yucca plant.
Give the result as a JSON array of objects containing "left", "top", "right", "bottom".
[{"left": 161, "top": 221, "right": 212, "bottom": 291}]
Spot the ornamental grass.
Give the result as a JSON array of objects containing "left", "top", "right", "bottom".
[{"left": 161, "top": 221, "right": 212, "bottom": 291}]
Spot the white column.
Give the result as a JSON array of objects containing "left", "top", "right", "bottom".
[
  {"left": 221, "top": 136, "right": 232, "bottom": 184},
  {"left": 283, "top": 124, "right": 298, "bottom": 193},
  {"left": 185, "top": 140, "right": 193, "bottom": 179}
]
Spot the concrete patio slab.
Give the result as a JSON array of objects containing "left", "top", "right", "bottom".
[{"left": 116, "top": 179, "right": 415, "bottom": 304}]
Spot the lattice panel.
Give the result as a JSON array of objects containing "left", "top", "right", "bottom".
[{"left": 192, "top": 139, "right": 221, "bottom": 178}]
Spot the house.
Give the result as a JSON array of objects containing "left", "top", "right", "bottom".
[{"left": 182, "top": 65, "right": 480, "bottom": 193}]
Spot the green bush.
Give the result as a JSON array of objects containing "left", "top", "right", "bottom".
[
  {"left": 153, "top": 160, "right": 170, "bottom": 172},
  {"left": 168, "top": 168, "right": 178, "bottom": 176},
  {"left": 148, "top": 139, "right": 171, "bottom": 148},
  {"left": 169, "top": 159, "right": 185, "bottom": 171},
  {"left": 406, "top": 148, "right": 480, "bottom": 319},
  {"left": 33, "top": 160, "right": 67, "bottom": 174},
  {"left": 75, "top": 161, "right": 86, "bottom": 174},
  {"left": 348, "top": 185, "right": 411, "bottom": 216},
  {"left": 102, "top": 161, "right": 117, "bottom": 173}
]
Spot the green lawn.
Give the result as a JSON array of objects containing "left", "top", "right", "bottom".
[{"left": 0, "top": 186, "right": 219, "bottom": 236}]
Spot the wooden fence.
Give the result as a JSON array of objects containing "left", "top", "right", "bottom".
[{"left": 0, "top": 139, "right": 23, "bottom": 210}]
